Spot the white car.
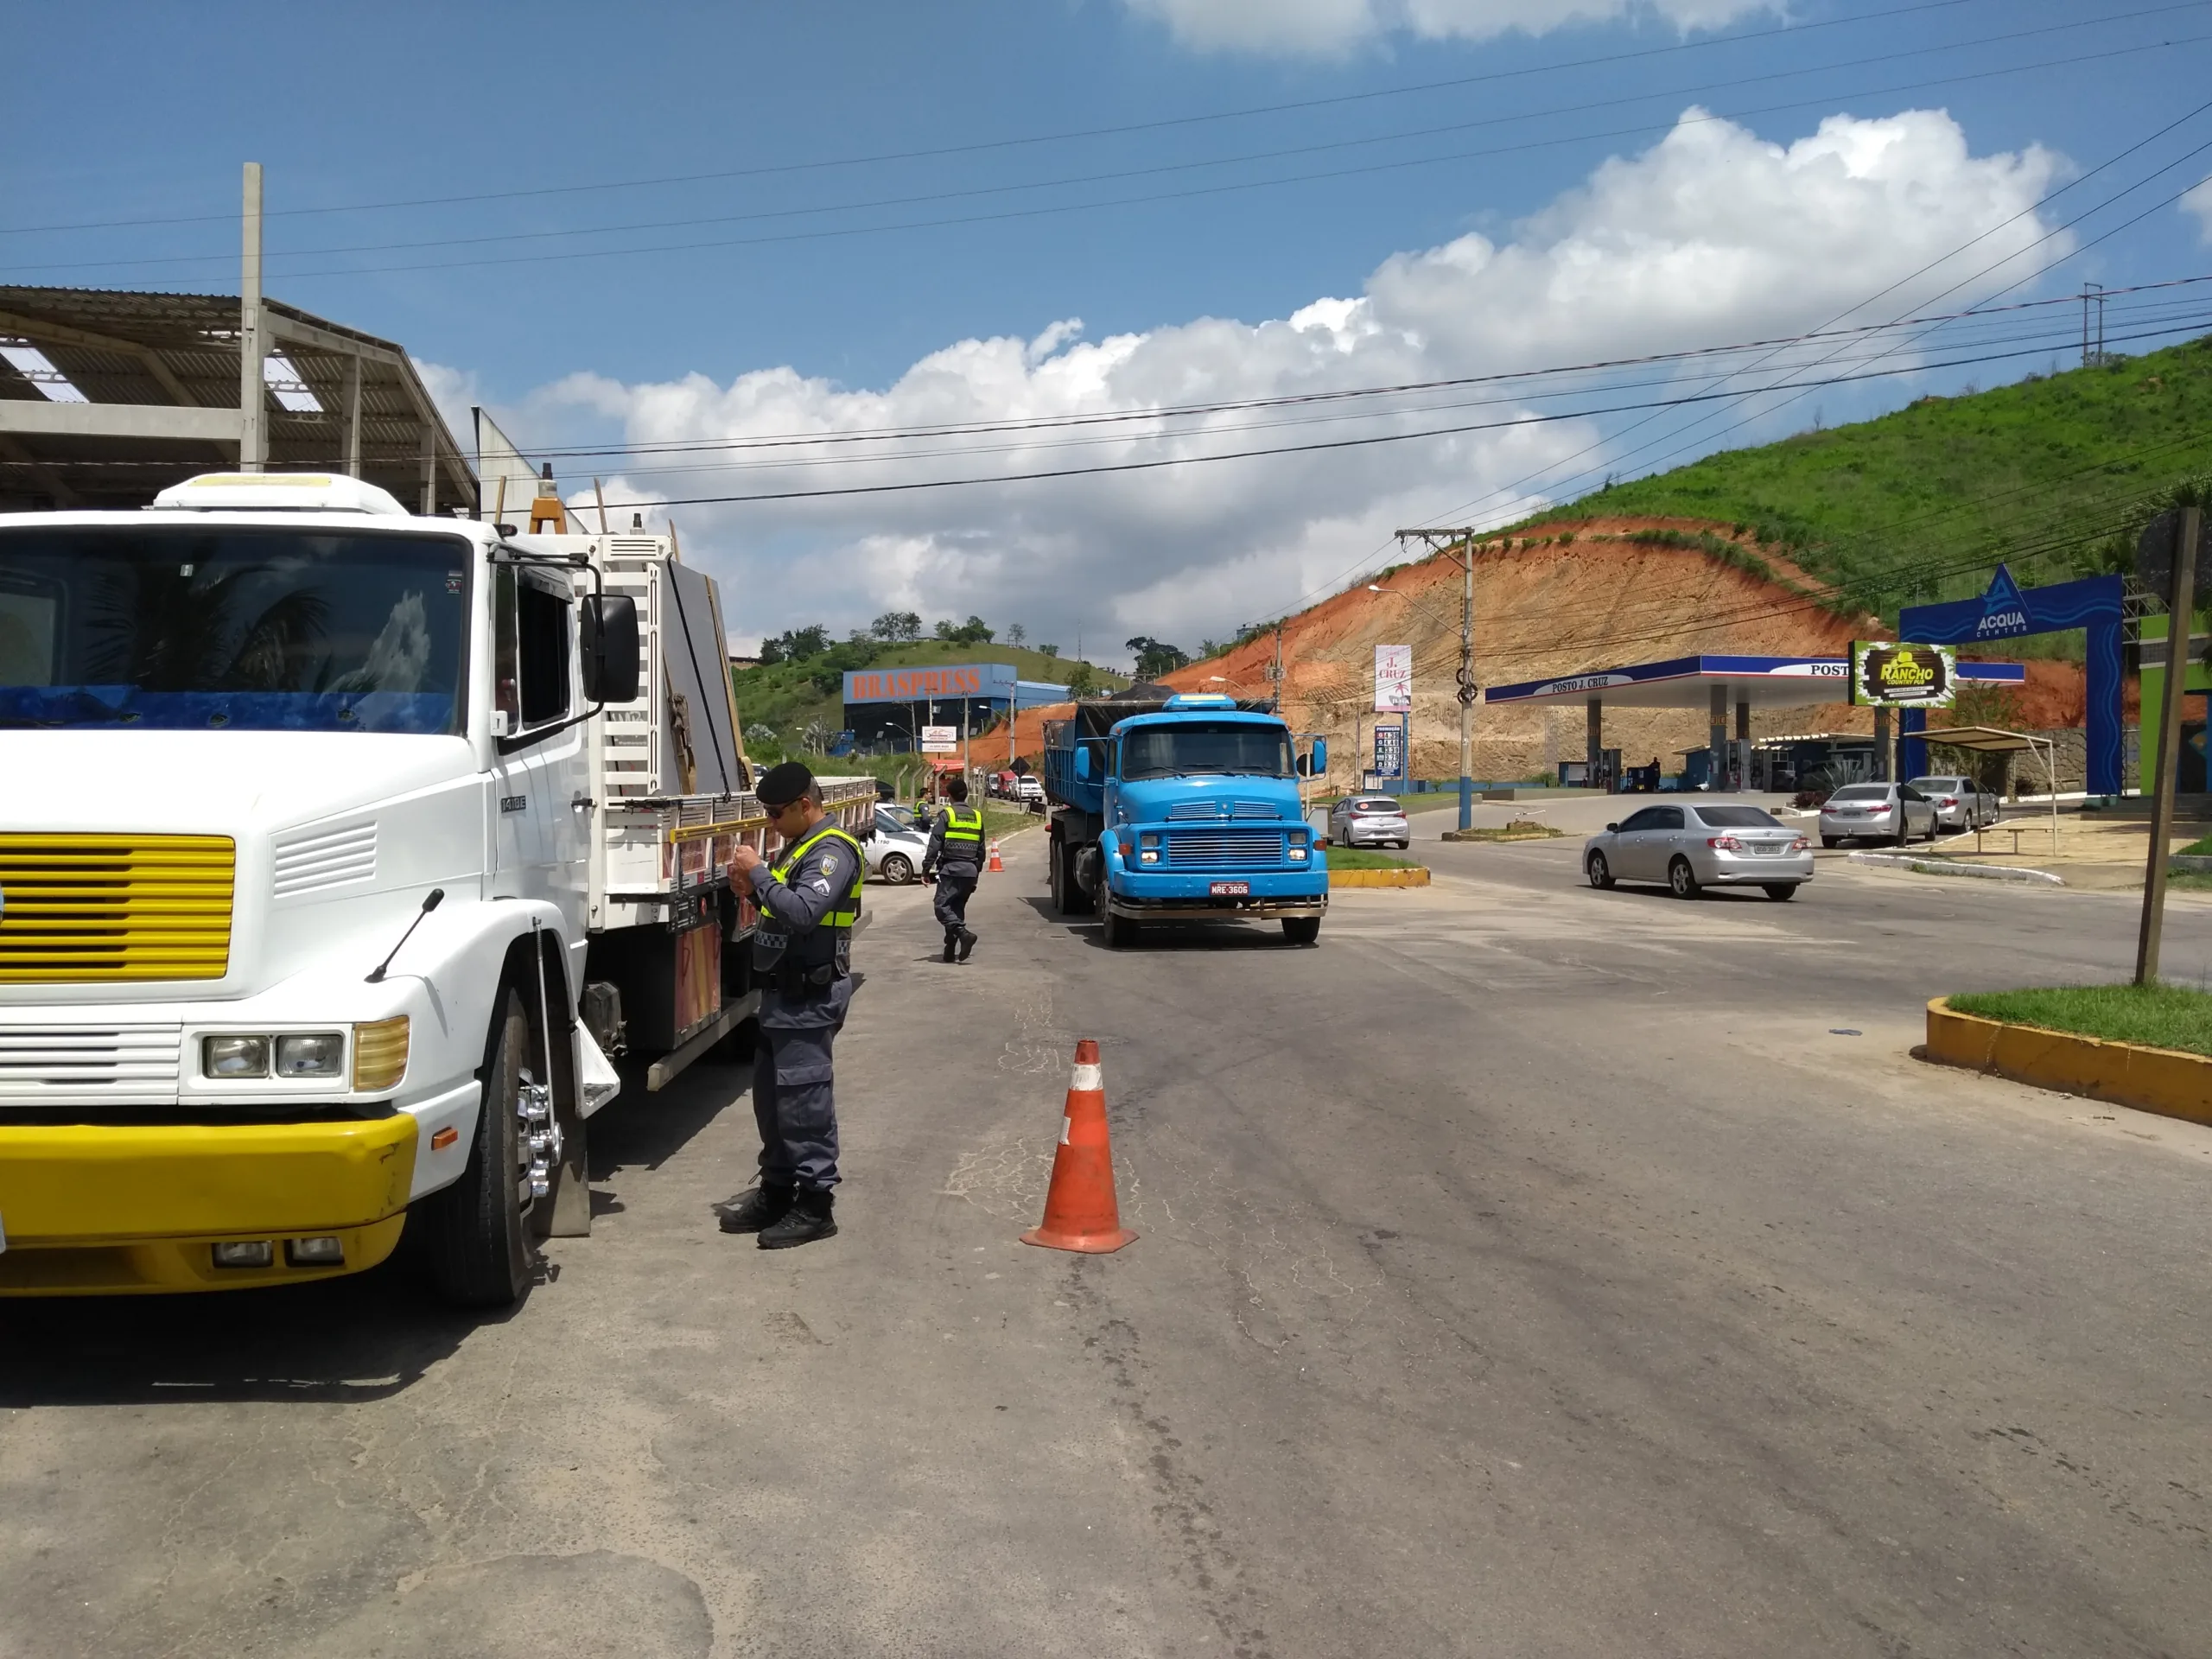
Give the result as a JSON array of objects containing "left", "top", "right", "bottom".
[
  {"left": 1329, "top": 794, "right": 1411, "bottom": 849},
  {"left": 865, "top": 807, "right": 929, "bottom": 884},
  {"left": 1014, "top": 774, "right": 1045, "bottom": 804}
]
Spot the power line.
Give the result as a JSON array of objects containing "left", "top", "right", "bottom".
[
  {"left": 13, "top": 6, "right": 2185, "bottom": 277},
  {"left": 21, "top": 26, "right": 2203, "bottom": 288},
  {"left": 0, "top": 0, "right": 2014, "bottom": 238}
]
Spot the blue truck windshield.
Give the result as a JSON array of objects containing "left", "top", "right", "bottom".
[
  {"left": 0, "top": 525, "right": 469, "bottom": 733},
  {"left": 1122, "top": 722, "right": 1294, "bottom": 779}
]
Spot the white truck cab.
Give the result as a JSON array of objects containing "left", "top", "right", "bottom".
[{"left": 0, "top": 472, "right": 868, "bottom": 1303}]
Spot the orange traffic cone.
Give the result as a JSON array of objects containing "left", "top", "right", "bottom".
[
  {"left": 1021, "top": 1039, "right": 1137, "bottom": 1254},
  {"left": 987, "top": 838, "right": 1005, "bottom": 873}
]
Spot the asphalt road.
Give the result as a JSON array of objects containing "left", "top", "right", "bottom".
[{"left": 4, "top": 836, "right": 2209, "bottom": 1657}]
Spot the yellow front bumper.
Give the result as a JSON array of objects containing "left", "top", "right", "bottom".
[{"left": 0, "top": 1115, "right": 416, "bottom": 1294}]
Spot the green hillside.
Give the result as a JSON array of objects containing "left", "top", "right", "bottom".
[
  {"left": 1540, "top": 334, "right": 2212, "bottom": 626},
  {"left": 733, "top": 638, "right": 1124, "bottom": 759}
]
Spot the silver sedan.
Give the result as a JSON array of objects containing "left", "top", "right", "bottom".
[
  {"left": 1906, "top": 774, "right": 2000, "bottom": 831},
  {"left": 1819, "top": 783, "right": 1938, "bottom": 847},
  {"left": 1583, "top": 802, "right": 1814, "bottom": 900}
]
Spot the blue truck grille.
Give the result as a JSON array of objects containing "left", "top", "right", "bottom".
[
  {"left": 1166, "top": 830, "right": 1284, "bottom": 867},
  {"left": 1166, "top": 800, "right": 1282, "bottom": 821}
]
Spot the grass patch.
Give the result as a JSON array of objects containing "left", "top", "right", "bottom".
[
  {"left": 2177, "top": 836, "right": 2212, "bottom": 856},
  {"left": 1327, "top": 848, "right": 1425, "bottom": 871},
  {"left": 1438, "top": 823, "right": 1564, "bottom": 842},
  {"left": 1947, "top": 982, "right": 2212, "bottom": 1059},
  {"left": 2168, "top": 872, "right": 2212, "bottom": 892}
]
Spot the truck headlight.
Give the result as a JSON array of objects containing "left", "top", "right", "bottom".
[
  {"left": 1140, "top": 849, "right": 1159, "bottom": 863},
  {"left": 202, "top": 1034, "right": 270, "bottom": 1079},
  {"left": 352, "top": 1017, "right": 410, "bottom": 1093},
  {"left": 276, "top": 1033, "right": 345, "bottom": 1078},
  {"left": 1288, "top": 846, "right": 1308, "bottom": 861}
]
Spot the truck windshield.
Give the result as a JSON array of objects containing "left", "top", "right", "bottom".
[
  {"left": 1122, "top": 721, "right": 1293, "bottom": 779},
  {"left": 0, "top": 525, "right": 468, "bottom": 734}
]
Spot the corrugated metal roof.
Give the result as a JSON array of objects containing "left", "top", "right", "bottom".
[{"left": 0, "top": 286, "right": 474, "bottom": 514}]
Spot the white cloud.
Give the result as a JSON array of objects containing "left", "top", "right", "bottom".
[
  {"left": 487, "top": 108, "right": 2065, "bottom": 665},
  {"left": 1122, "top": 0, "right": 1778, "bottom": 57},
  {"left": 2185, "top": 175, "right": 2212, "bottom": 245}
]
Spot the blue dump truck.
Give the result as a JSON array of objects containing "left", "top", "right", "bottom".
[{"left": 1043, "top": 692, "right": 1329, "bottom": 947}]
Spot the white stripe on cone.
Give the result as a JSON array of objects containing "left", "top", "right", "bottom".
[{"left": 1071, "top": 1063, "right": 1103, "bottom": 1091}]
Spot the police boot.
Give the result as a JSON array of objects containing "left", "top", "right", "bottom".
[
  {"left": 957, "top": 928, "right": 978, "bottom": 962},
  {"left": 715, "top": 1184, "right": 795, "bottom": 1234},
  {"left": 758, "top": 1187, "right": 837, "bottom": 1249},
  {"left": 942, "top": 931, "right": 957, "bottom": 963}
]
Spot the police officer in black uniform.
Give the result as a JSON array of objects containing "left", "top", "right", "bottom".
[
  {"left": 716, "top": 762, "right": 864, "bottom": 1249},
  {"left": 922, "top": 776, "right": 984, "bottom": 962}
]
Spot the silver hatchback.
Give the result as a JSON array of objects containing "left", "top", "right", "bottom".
[
  {"left": 1584, "top": 803, "right": 1813, "bottom": 900},
  {"left": 1329, "top": 794, "right": 1411, "bottom": 849}
]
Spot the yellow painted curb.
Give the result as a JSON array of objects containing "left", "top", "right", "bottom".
[
  {"left": 1924, "top": 997, "right": 2212, "bottom": 1128},
  {"left": 1330, "top": 868, "right": 1432, "bottom": 888}
]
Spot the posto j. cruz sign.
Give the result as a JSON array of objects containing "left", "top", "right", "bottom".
[{"left": 1849, "top": 641, "right": 1956, "bottom": 708}]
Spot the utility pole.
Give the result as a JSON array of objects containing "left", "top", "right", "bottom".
[
  {"left": 2082, "top": 283, "right": 2107, "bottom": 369},
  {"left": 1393, "top": 526, "right": 1484, "bottom": 831},
  {"left": 2136, "top": 504, "right": 2200, "bottom": 985}
]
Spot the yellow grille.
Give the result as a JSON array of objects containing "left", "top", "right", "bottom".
[{"left": 0, "top": 835, "right": 235, "bottom": 982}]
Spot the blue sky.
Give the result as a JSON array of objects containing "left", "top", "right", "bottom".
[{"left": 7, "top": 2, "right": 2211, "bottom": 659}]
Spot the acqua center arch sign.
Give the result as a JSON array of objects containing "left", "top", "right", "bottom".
[{"left": 1897, "top": 564, "right": 2123, "bottom": 797}]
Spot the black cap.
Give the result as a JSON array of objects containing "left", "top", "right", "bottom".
[{"left": 754, "top": 760, "right": 816, "bottom": 808}]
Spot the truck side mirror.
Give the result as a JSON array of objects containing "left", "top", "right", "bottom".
[
  {"left": 581, "top": 594, "right": 640, "bottom": 704},
  {"left": 1309, "top": 738, "right": 1327, "bottom": 774},
  {"left": 1075, "top": 744, "right": 1094, "bottom": 782}
]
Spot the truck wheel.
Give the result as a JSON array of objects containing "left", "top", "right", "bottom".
[
  {"left": 419, "top": 985, "right": 534, "bottom": 1307},
  {"left": 1281, "top": 917, "right": 1321, "bottom": 945},
  {"left": 1102, "top": 907, "right": 1140, "bottom": 949},
  {"left": 1054, "top": 838, "right": 1093, "bottom": 916}
]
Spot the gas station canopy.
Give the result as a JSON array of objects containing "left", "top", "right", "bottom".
[{"left": 1484, "top": 652, "right": 2024, "bottom": 709}]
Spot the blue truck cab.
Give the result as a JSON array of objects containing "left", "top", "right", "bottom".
[{"left": 1043, "top": 693, "right": 1328, "bottom": 947}]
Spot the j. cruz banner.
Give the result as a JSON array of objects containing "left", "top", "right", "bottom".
[{"left": 1850, "top": 642, "right": 1956, "bottom": 708}]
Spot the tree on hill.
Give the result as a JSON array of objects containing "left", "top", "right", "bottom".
[
  {"left": 1006, "top": 622, "right": 1026, "bottom": 645},
  {"left": 1037, "top": 642, "right": 1061, "bottom": 658},
  {"left": 1126, "top": 635, "right": 1190, "bottom": 679},
  {"left": 933, "top": 615, "right": 995, "bottom": 645},
  {"left": 1065, "top": 662, "right": 1100, "bottom": 697},
  {"left": 759, "top": 624, "right": 831, "bottom": 665},
  {"left": 871, "top": 610, "right": 922, "bottom": 642}
]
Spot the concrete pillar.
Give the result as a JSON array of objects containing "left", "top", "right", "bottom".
[
  {"left": 238, "top": 162, "right": 265, "bottom": 472},
  {"left": 1586, "top": 696, "right": 1602, "bottom": 784},
  {"left": 1736, "top": 697, "right": 1752, "bottom": 793},
  {"left": 1708, "top": 684, "right": 1728, "bottom": 791},
  {"left": 1873, "top": 705, "right": 1891, "bottom": 782},
  {"left": 341, "top": 353, "right": 362, "bottom": 478}
]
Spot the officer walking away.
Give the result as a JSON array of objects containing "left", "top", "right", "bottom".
[
  {"left": 922, "top": 776, "right": 984, "bottom": 963},
  {"left": 717, "top": 762, "right": 864, "bottom": 1249}
]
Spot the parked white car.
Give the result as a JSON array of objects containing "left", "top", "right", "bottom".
[
  {"left": 1014, "top": 774, "right": 1045, "bottom": 804},
  {"left": 1819, "top": 783, "right": 1938, "bottom": 847}
]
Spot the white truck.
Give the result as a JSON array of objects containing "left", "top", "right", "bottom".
[{"left": 0, "top": 471, "right": 873, "bottom": 1304}]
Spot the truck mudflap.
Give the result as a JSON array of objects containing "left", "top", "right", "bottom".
[{"left": 0, "top": 1114, "right": 416, "bottom": 1295}]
